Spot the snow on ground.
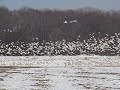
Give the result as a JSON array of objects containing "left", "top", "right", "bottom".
[
  {"left": 0, "top": 67, "right": 120, "bottom": 90},
  {"left": 0, "top": 56, "right": 120, "bottom": 90},
  {"left": 0, "top": 55, "right": 120, "bottom": 67}
]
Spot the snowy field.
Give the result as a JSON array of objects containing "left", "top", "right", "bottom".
[
  {"left": 0, "top": 56, "right": 120, "bottom": 67},
  {"left": 0, "top": 56, "right": 120, "bottom": 90}
]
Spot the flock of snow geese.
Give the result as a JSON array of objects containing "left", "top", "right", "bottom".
[{"left": 0, "top": 33, "right": 120, "bottom": 56}]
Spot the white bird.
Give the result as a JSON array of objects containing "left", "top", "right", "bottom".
[
  {"left": 64, "top": 21, "right": 67, "bottom": 23},
  {"left": 10, "top": 30, "right": 12, "bottom": 32},
  {"left": 70, "top": 20, "right": 77, "bottom": 23}
]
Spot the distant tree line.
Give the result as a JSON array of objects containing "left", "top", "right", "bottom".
[{"left": 0, "top": 6, "right": 120, "bottom": 43}]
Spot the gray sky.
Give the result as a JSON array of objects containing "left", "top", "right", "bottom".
[{"left": 0, "top": 0, "right": 120, "bottom": 10}]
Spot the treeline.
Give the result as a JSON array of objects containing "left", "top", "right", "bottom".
[{"left": 0, "top": 6, "right": 120, "bottom": 43}]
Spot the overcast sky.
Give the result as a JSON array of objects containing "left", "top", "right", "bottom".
[{"left": 0, "top": 0, "right": 120, "bottom": 10}]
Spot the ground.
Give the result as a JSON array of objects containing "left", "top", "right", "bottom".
[{"left": 0, "top": 56, "right": 120, "bottom": 90}]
